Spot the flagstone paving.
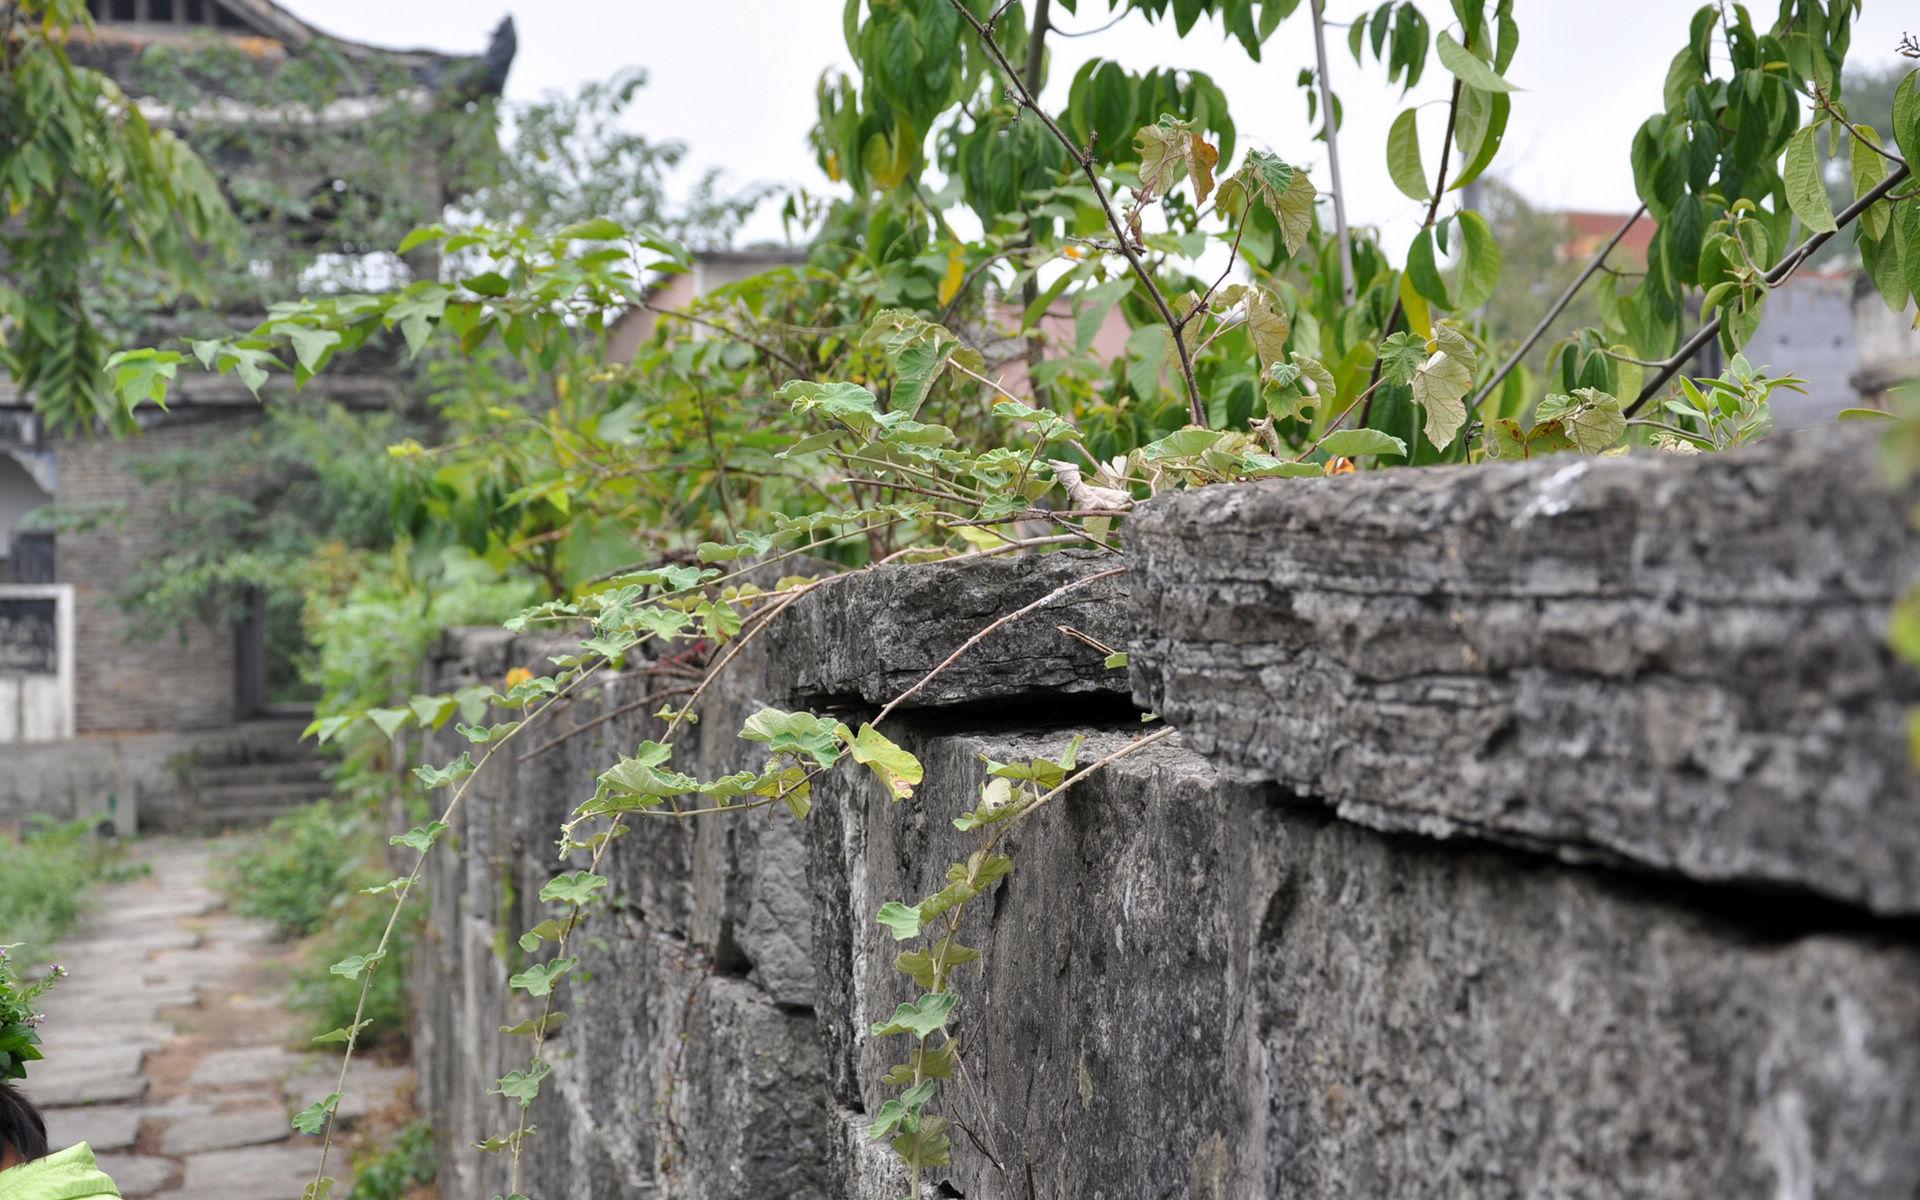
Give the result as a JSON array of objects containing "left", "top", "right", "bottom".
[{"left": 20, "top": 839, "right": 416, "bottom": 1199}]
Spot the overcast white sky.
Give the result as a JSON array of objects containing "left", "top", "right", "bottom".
[{"left": 283, "top": 1, "right": 1917, "bottom": 251}]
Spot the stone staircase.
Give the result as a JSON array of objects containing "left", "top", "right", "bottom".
[{"left": 181, "top": 718, "right": 330, "bottom": 831}]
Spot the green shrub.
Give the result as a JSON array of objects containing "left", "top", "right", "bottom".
[
  {"left": 0, "top": 819, "right": 132, "bottom": 960},
  {"left": 220, "top": 802, "right": 419, "bottom": 1051},
  {"left": 289, "top": 887, "right": 419, "bottom": 1053},
  {"left": 347, "top": 1120, "right": 436, "bottom": 1200},
  {"left": 223, "top": 801, "right": 370, "bottom": 939}
]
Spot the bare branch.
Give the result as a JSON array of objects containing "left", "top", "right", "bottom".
[
  {"left": 1465, "top": 202, "right": 1647, "bottom": 421},
  {"left": 1627, "top": 160, "right": 1911, "bottom": 415}
]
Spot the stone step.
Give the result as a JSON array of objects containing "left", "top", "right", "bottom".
[
  {"left": 187, "top": 761, "right": 327, "bottom": 788},
  {"left": 194, "top": 781, "right": 331, "bottom": 811}
]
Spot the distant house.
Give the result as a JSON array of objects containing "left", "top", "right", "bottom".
[{"left": 0, "top": 1, "right": 512, "bottom": 831}]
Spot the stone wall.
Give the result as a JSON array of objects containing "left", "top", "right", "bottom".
[{"left": 414, "top": 426, "right": 1920, "bottom": 1198}]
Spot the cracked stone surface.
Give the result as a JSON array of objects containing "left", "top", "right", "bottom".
[
  {"left": 25, "top": 839, "right": 417, "bottom": 1198},
  {"left": 763, "top": 547, "right": 1132, "bottom": 711},
  {"left": 1127, "top": 424, "right": 1920, "bottom": 914}
]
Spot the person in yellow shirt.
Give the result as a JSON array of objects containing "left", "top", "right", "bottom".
[{"left": 0, "top": 1084, "right": 120, "bottom": 1199}]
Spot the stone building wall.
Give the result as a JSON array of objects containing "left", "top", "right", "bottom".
[
  {"left": 55, "top": 412, "right": 254, "bottom": 734},
  {"left": 414, "top": 425, "right": 1920, "bottom": 1199}
]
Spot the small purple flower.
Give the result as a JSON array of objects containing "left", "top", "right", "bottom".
[
  {"left": 24, "top": 1012, "right": 43, "bottom": 1028},
  {"left": 47, "top": 964, "right": 65, "bottom": 979}
]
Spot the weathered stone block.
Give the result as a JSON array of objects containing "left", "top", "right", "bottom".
[
  {"left": 765, "top": 549, "right": 1131, "bottom": 711},
  {"left": 1128, "top": 425, "right": 1920, "bottom": 914},
  {"left": 811, "top": 722, "right": 1920, "bottom": 1198}
]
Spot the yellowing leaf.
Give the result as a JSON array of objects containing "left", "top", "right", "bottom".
[
  {"left": 1246, "top": 287, "right": 1291, "bottom": 369},
  {"left": 1410, "top": 324, "right": 1477, "bottom": 451},
  {"left": 1134, "top": 116, "right": 1220, "bottom": 204},
  {"left": 1217, "top": 150, "right": 1315, "bottom": 256},
  {"left": 936, "top": 248, "right": 966, "bottom": 307}
]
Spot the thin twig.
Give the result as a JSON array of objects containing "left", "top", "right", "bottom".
[
  {"left": 946, "top": 0, "right": 1208, "bottom": 427},
  {"left": 872, "top": 566, "right": 1126, "bottom": 725},
  {"left": 1627, "top": 159, "right": 1911, "bottom": 415},
  {"left": 1465, "top": 202, "right": 1646, "bottom": 420}
]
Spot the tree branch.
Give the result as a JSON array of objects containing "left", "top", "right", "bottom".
[
  {"left": 1466, "top": 202, "right": 1646, "bottom": 421},
  {"left": 1627, "top": 160, "right": 1911, "bottom": 415},
  {"left": 946, "top": 0, "right": 1209, "bottom": 427}
]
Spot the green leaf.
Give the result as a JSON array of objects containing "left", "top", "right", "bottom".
[
  {"left": 1893, "top": 71, "right": 1919, "bottom": 166},
  {"left": 1125, "top": 324, "right": 1170, "bottom": 398},
  {"left": 1319, "top": 429, "right": 1408, "bottom": 459},
  {"left": 538, "top": 871, "right": 609, "bottom": 907},
  {"left": 291, "top": 1094, "right": 340, "bottom": 1135},
  {"left": 876, "top": 902, "right": 923, "bottom": 941},
  {"left": 1450, "top": 87, "right": 1509, "bottom": 191},
  {"left": 390, "top": 820, "right": 450, "bottom": 853},
  {"left": 518, "top": 919, "right": 566, "bottom": 952},
  {"left": 508, "top": 957, "right": 578, "bottom": 998},
  {"left": 556, "top": 217, "right": 626, "bottom": 241},
  {"left": 408, "top": 693, "right": 457, "bottom": 730},
  {"left": 1141, "top": 427, "right": 1228, "bottom": 460},
  {"left": 1837, "top": 407, "right": 1896, "bottom": 422},
  {"left": 1405, "top": 228, "right": 1451, "bottom": 308},
  {"left": 1450, "top": 211, "right": 1503, "bottom": 312},
  {"left": 846, "top": 724, "right": 922, "bottom": 800},
  {"left": 1135, "top": 116, "right": 1220, "bottom": 203},
  {"left": 1387, "top": 108, "right": 1428, "bottom": 202},
  {"left": 462, "top": 271, "right": 511, "bottom": 297},
  {"left": 1851, "top": 127, "right": 1890, "bottom": 241},
  {"left": 1784, "top": 125, "right": 1837, "bottom": 234},
  {"left": 778, "top": 380, "right": 885, "bottom": 432},
  {"left": 1436, "top": 30, "right": 1518, "bottom": 92},
  {"left": 285, "top": 326, "right": 341, "bottom": 374},
  {"left": 329, "top": 951, "right": 385, "bottom": 980},
  {"left": 858, "top": 310, "right": 979, "bottom": 417},
  {"left": 739, "top": 707, "right": 844, "bottom": 768},
  {"left": 1216, "top": 149, "right": 1315, "bottom": 256},
  {"left": 1535, "top": 388, "right": 1625, "bottom": 454},
  {"left": 870, "top": 991, "right": 958, "bottom": 1039},
  {"left": 499, "top": 1012, "right": 568, "bottom": 1038},
  {"left": 365, "top": 707, "right": 411, "bottom": 738},
  {"left": 412, "top": 753, "right": 475, "bottom": 790},
  {"left": 396, "top": 224, "right": 447, "bottom": 254},
  {"left": 492, "top": 1060, "right": 552, "bottom": 1108},
  {"left": 300, "top": 714, "right": 357, "bottom": 746},
  {"left": 1245, "top": 287, "right": 1291, "bottom": 370},
  {"left": 1411, "top": 325, "right": 1476, "bottom": 451},
  {"left": 1104, "top": 651, "right": 1130, "bottom": 669},
  {"left": 1377, "top": 331, "right": 1426, "bottom": 386},
  {"left": 311, "top": 1022, "right": 370, "bottom": 1046}
]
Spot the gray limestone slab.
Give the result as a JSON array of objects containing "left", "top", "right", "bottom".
[
  {"left": 158, "top": 1108, "right": 292, "bottom": 1156},
  {"left": 94, "top": 1152, "right": 177, "bottom": 1197},
  {"left": 187, "top": 1046, "right": 309, "bottom": 1089},
  {"left": 43, "top": 1103, "right": 143, "bottom": 1152},
  {"left": 26, "top": 1072, "right": 148, "bottom": 1108},
  {"left": 179, "top": 1143, "right": 325, "bottom": 1200},
  {"left": 1127, "top": 424, "right": 1920, "bottom": 914}
]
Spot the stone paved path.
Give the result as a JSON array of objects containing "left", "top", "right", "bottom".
[{"left": 21, "top": 839, "right": 414, "bottom": 1200}]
